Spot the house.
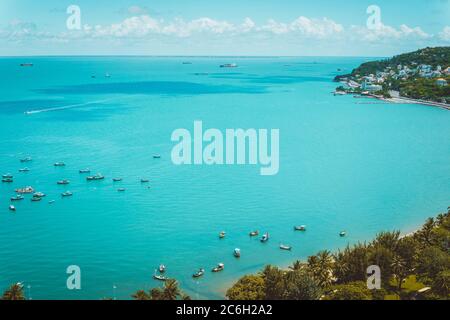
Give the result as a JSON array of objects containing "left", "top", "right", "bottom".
[
  {"left": 361, "top": 79, "right": 383, "bottom": 92},
  {"left": 436, "top": 78, "right": 448, "bottom": 87}
]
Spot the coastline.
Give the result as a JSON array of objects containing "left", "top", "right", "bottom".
[{"left": 372, "top": 95, "right": 450, "bottom": 111}]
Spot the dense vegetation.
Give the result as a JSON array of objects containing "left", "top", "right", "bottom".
[
  {"left": 226, "top": 207, "right": 450, "bottom": 300},
  {"left": 335, "top": 47, "right": 450, "bottom": 81}
]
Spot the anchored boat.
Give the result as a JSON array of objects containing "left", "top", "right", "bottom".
[
  {"left": 15, "top": 186, "right": 34, "bottom": 194},
  {"left": 212, "top": 263, "right": 224, "bottom": 272},
  {"left": 61, "top": 191, "right": 73, "bottom": 197},
  {"left": 249, "top": 230, "right": 259, "bottom": 237},
  {"left": 260, "top": 232, "right": 269, "bottom": 243},
  {"left": 54, "top": 162, "right": 65, "bottom": 167},
  {"left": 233, "top": 248, "right": 241, "bottom": 258},
  {"left": 57, "top": 180, "right": 70, "bottom": 185},
  {"left": 10, "top": 195, "right": 24, "bottom": 201},
  {"left": 87, "top": 174, "right": 104, "bottom": 181},
  {"left": 339, "top": 231, "right": 347, "bottom": 237},
  {"left": 294, "top": 225, "right": 307, "bottom": 231},
  {"left": 280, "top": 244, "right": 292, "bottom": 251},
  {"left": 192, "top": 268, "right": 205, "bottom": 278},
  {"left": 219, "top": 231, "right": 226, "bottom": 239},
  {"left": 79, "top": 169, "right": 91, "bottom": 174},
  {"left": 9, "top": 205, "right": 16, "bottom": 211}
]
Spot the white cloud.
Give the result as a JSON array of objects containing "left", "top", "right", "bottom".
[
  {"left": 127, "top": 5, "right": 148, "bottom": 15},
  {"left": 439, "top": 26, "right": 450, "bottom": 41},
  {"left": 350, "top": 23, "right": 430, "bottom": 42}
]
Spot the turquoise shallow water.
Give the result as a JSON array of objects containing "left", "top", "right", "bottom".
[{"left": 0, "top": 57, "right": 449, "bottom": 299}]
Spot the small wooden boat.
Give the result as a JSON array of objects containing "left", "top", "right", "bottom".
[
  {"left": 339, "top": 231, "right": 347, "bottom": 237},
  {"left": 192, "top": 268, "right": 205, "bottom": 278},
  {"left": 57, "top": 180, "right": 70, "bottom": 185},
  {"left": 54, "top": 162, "right": 65, "bottom": 167},
  {"left": 9, "top": 205, "right": 16, "bottom": 211},
  {"left": 280, "top": 244, "right": 292, "bottom": 251},
  {"left": 33, "top": 192, "right": 46, "bottom": 198},
  {"left": 87, "top": 174, "right": 104, "bottom": 181},
  {"left": 10, "top": 195, "right": 24, "bottom": 201},
  {"left": 212, "top": 263, "right": 224, "bottom": 272},
  {"left": 249, "top": 230, "right": 259, "bottom": 237},
  {"left": 294, "top": 225, "right": 306, "bottom": 231},
  {"left": 233, "top": 248, "right": 241, "bottom": 258},
  {"left": 15, "top": 186, "right": 34, "bottom": 194},
  {"left": 159, "top": 264, "right": 166, "bottom": 273},
  {"left": 153, "top": 274, "right": 168, "bottom": 281},
  {"left": 2, "top": 178, "right": 13, "bottom": 183},
  {"left": 19, "top": 168, "right": 30, "bottom": 172},
  {"left": 79, "top": 169, "right": 91, "bottom": 174},
  {"left": 260, "top": 232, "right": 269, "bottom": 243},
  {"left": 20, "top": 157, "right": 32, "bottom": 162},
  {"left": 219, "top": 231, "right": 226, "bottom": 239},
  {"left": 61, "top": 191, "right": 73, "bottom": 197}
]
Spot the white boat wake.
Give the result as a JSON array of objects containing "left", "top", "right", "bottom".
[{"left": 24, "top": 99, "right": 112, "bottom": 115}]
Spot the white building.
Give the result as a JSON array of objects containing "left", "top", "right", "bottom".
[
  {"left": 362, "top": 80, "right": 383, "bottom": 92},
  {"left": 436, "top": 78, "right": 448, "bottom": 87}
]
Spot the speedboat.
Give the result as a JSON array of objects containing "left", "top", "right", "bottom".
[
  {"left": 219, "top": 231, "right": 226, "bottom": 239},
  {"left": 233, "top": 248, "right": 241, "bottom": 258},
  {"left": 2, "top": 178, "right": 13, "bottom": 183},
  {"left": 79, "top": 169, "right": 91, "bottom": 174},
  {"left": 294, "top": 225, "right": 307, "bottom": 231},
  {"left": 54, "top": 162, "right": 65, "bottom": 167},
  {"left": 260, "top": 232, "right": 269, "bottom": 243},
  {"left": 19, "top": 168, "right": 30, "bottom": 172},
  {"left": 140, "top": 179, "right": 150, "bottom": 183},
  {"left": 153, "top": 274, "right": 168, "bottom": 281},
  {"left": 9, "top": 205, "right": 16, "bottom": 211},
  {"left": 20, "top": 157, "right": 32, "bottom": 162},
  {"left": 112, "top": 178, "right": 122, "bottom": 182},
  {"left": 153, "top": 154, "right": 161, "bottom": 159},
  {"left": 87, "top": 174, "right": 104, "bottom": 181},
  {"left": 339, "top": 231, "right": 347, "bottom": 237},
  {"left": 10, "top": 195, "right": 24, "bottom": 201},
  {"left": 212, "top": 263, "right": 224, "bottom": 272},
  {"left": 249, "top": 230, "right": 259, "bottom": 237},
  {"left": 159, "top": 264, "right": 166, "bottom": 273},
  {"left": 15, "top": 186, "right": 34, "bottom": 194},
  {"left": 280, "top": 244, "right": 292, "bottom": 251},
  {"left": 2, "top": 173, "right": 13, "bottom": 179},
  {"left": 57, "top": 180, "right": 70, "bottom": 185},
  {"left": 61, "top": 191, "right": 73, "bottom": 197},
  {"left": 192, "top": 268, "right": 205, "bottom": 278}
]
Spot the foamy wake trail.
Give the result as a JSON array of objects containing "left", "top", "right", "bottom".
[{"left": 24, "top": 99, "right": 112, "bottom": 115}]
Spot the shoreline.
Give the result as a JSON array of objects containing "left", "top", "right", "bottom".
[{"left": 372, "top": 95, "right": 450, "bottom": 111}]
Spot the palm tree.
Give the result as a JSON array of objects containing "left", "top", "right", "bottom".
[
  {"left": 308, "top": 251, "right": 334, "bottom": 288},
  {"left": 131, "top": 290, "right": 150, "bottom": 300},
  {"left": 162, "top": 279, "right": 181, "bottom": 300},
  {"left": 289, "top": 260, "right": 304, "bottom": 271},
  {"left": 2, "top": 283, "right": 25, "bottom": 300},
  {"left": 391, "top": 256, "right": 408, "bottom": 292}
]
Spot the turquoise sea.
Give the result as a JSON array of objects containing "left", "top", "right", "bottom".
[{"left": 0, "top": 56, "right": 449, "bottom": 299}]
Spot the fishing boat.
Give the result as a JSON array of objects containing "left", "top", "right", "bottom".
[
  {"left": 220, "top": 63, "right": 238, "bottom": 68},
  {"left": 86, "top": 174, "right": 105, "bottom": 181},
  {"left": 159, "top": 264, "right": 166, "bottom": 273},
  {"left": 10, "top": 195, "right": 24, "bottom": 201},
  {"left": 31, "top": 197, "right": 42, "bottom": 202},
  {"left": 117, "top": 188, "right": 126, "bottom": 192},
  {"left": 153, "top": 274, "right": 168, "bottom": 281},
  {"left": 233, "top": 248, "right": 241, "bottom": 258},
  {"left": 2, "top": 174, "right": 13, "bottom": 179},
  {"left": 79, "top": 169, "right": 91, "bottom": 174},
  {"left": 33, "top": 192, "right": 46, "bottom": 198},
  {"left": 140, "top": 179, "right": 150, "bottom": 183},
  {"left": 2, "top": 178, "right": 13, "bottom": 183},
  {"left": 112, "top": 178, "right": 122, "bottom": 182},
  {"left": 212, "top": 263, "right": 224, "bottom": 272},
  {"left": 57, "top": 180, "right": 70, "bottom": 185},
  {"left": 20, "top": 157, "right": 32, "bottom": 162},
  {"left": 192, "top": 268, "right": 205, "bottom": 278},
  {"left": 219, "top": 231, "right": 226, "bottom": 239},
  {"left": 153, "top": 154, "right": 161, "bottom": 159},
  {"left": 54, "top": 162, "right": 65, "bottom": 167},
  {"left": 339, "top": 231, "right": 347, "bottom": 237},
  {"left": 61, "top": 191, "right": 73, "bottom": 197},
  {"left": 9, "top": 205, "right": 16, "bottom": 211},
  {"left": 280, "top": 244, "right": 292, "bottom": 251},
  {"left": 249, "top": 230, "right": 259, "bottom": 237},
  {"left": 15, "top": 186, "right": 34, "bottom": 194},
  {"left": 260, "top": 232, "right": 269, "bottom": 243},
  {"left": 19, "top": 168, "right": 30, "bottom": 172},
  {"left": 294, "top": 225, "right": 307, "bottom": 231}
]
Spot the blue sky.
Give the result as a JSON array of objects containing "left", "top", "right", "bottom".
[{"left": 0, "top": 0, "right": 449, "bottom": 56}]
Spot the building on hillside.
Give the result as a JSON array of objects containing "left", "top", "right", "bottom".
[{"left": 436, "top": 78, "right": 448, "bottom": 87}]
